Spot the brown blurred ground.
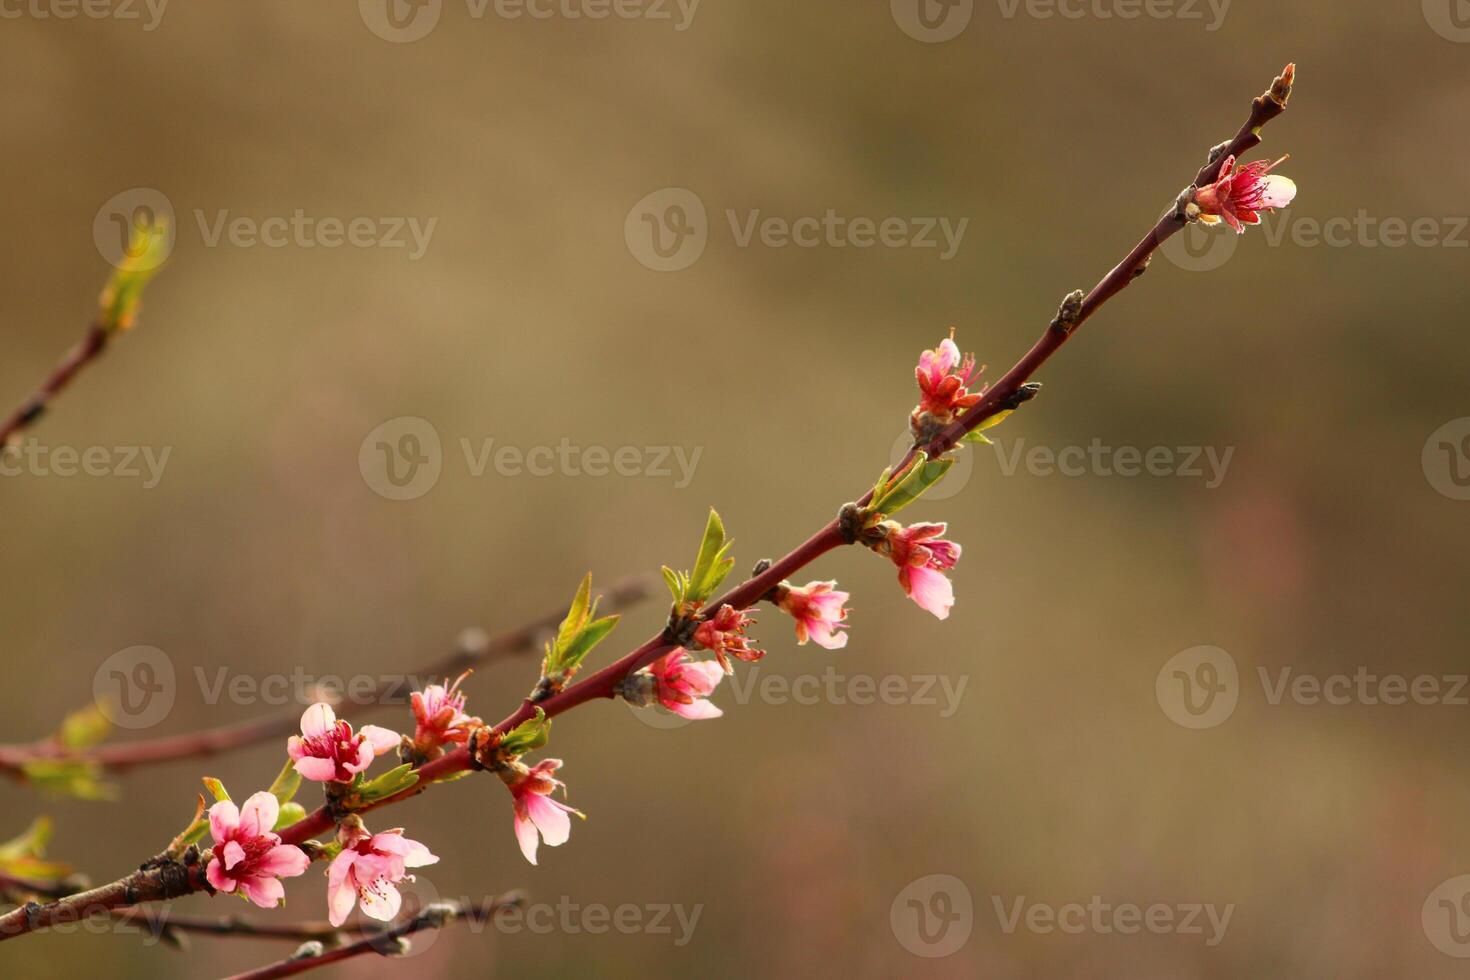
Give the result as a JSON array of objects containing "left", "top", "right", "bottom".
[{"left": 2, "top": 1, "right": 1469, "bottom": 977}]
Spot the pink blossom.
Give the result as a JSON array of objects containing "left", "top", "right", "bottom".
[
  {"left": 1195, "top": 154, "right": 1297, "bottom": 234},
  {"left": 913, "top": 335, "right": 983, "bottom": 429},
  {"left": 205, "top": 792, "right": 310, "bottom": 908},
  {"left": 879, "top": 522, "right": 962, "bottom": 620},
  {"left": 410, "top": 672, "right": 479, "bottom": 754},
  {"left": 326, "top": 825, "right": 438, "bottom": 926},
  {"left": 691, "top": 604, "right": 764, "bottom": 674},
  {"left": 648, "top": 648, "right": 724, "bottom": 720},
  {"left": 287, "top": 703, "right": 400, "bottom": 783},
  {"left": 508, "top": 759, "right": 583, "bottom": 865},
  {"left": 776, "top": 581, "right": 850, "bottom": 649}
]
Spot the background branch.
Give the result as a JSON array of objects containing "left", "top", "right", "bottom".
[
  {"left": 221, "top": 895, "right": 523, "bottom": 979},
  {"left": 0, "top": 576, "right": 649, "bottom": 779}
]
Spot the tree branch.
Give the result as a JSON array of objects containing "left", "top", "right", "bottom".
[{"left": 0, "top": 63, "right": 1296, "bottom": 944}]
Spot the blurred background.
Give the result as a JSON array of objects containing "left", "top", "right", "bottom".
[{"left": 1, "top": 1, "right": 1468, "bottom": 976}]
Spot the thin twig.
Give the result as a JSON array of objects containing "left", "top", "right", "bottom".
[
  {"left": 220, "top": 895, "right": 523, "bottom": 979},
  {"left": 0, "top": 576, "right": 650, "bottom": 779},
  {"left": 0, "top": 319, "right": 111, "bottom": 450}
]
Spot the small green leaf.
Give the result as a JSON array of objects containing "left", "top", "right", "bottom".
[
  {"left": 872, "top": 452, "right": 954, "bottom": 517},
  {"left": 274, "top": 802, "right": 307, "bottom": 830},
  {"left": 661, "top": 566, "right": 684, "bottom": 604},
  {"left": 202, "top": 777, "right": 231, "bottom": 803},
  {"left": 559, "top": 614, "right": 620, "bottom": 670},
  {"left": 354, "top": 764, "right": 419, "bottom": 804},
  {"left": 0, "top": 817, "right": 54, "bottom": 863},
  {"left": 678, "top": 508, "right": 736, "bottom": 604},
  {"left": 267, "top": 758, "right": 302, "bottom": 806},
  {"left": 499, "top": 707, "right": 551, "bottom": 756},
  {"left": 960, "top": 431, "right": 993, "bottom": 445},
  {"left": 58, "top": 704, "right": 112, "bottom": 750},
  {"left": 20, "top": 761, "right": 114, "bottom": 801}
]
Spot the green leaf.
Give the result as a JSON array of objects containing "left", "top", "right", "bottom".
[
  {"left": 201, "top": 777, "right": 231, "bottom": 803},
  {"left": 871, "top": 452, "right": 954, "bottom": 517},
  {"left": 58, "top": 704, "right": 112, "bottom": 750},
  {"left": 267, "top": 758, "right": 302, "bottom": 806},
  {"left": 960, "top": 430, "right": 993, "bottom": 445},
  {"left": 499, "top": 707, "right": 551, "bottom": 756},
  {"left": 0, "top": 817, "right": 54, "bottom": 863},
  {"left": 20, "top": 761, "right": 114, "bottom": 801},
  {"left": 660, "top": 566, "right": 684, "bottom": 604},
  {"left": 354, "top": 764, "right": 419, "bottom": 804},
  {"left": 555, "top": 573, "right": 595, "bottom": 645},
  {"left": 274, "top": 802, "right": 307, "bottom": 830},
  {"left": 559, "top": 614, "right": 620, "bottom": 670},
  {"left": 98, "top": 216, "right": 169, "bottom": 333},
  {"left": 684, "top": 508, "right": 735, "bottom": 604}
]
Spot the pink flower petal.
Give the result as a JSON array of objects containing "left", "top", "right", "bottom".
[
  {"left": 238, "top": 791, "right": 279, "bottom": 838},
  {"left": 206, "top": 859, "right": 236, "bottom": 893},
  {"left": 360, "top": 725, "right": 401, "bottom": 755},
  {"left": 300, "top": 702, "right": 335, "bottom": 738},
  {"left": 326, "top": 853, "right": 359, "bottom": 927},
  {"left": 525, "top": 794, "right": 573, "bottom": 848},
  {"left": 514, "top": 812, "right": 540, "bottom": 865},
  {"left": 221, "top": 840, "right": 246, "bottom": 871},
  {"left": 240, "top": 875, "right": 285, "bottom": 909},
  {"left": 208, "top": 800, "right": 240, "bottom": 844},
  {"left": 357, "top": 877, "right": 402, "bottom": 922},
  {"left": 671, "top": 699, "right": 723, "bottom": 720},
  {"left": 1259, "top": 175, "right": 1296, "bottom": 208},
  {"left": 294, "top": 755, "right": 340, "bottom": 783},
  {"left": 257, "top": 843, "right": 310, "bottom": 878},
  {"left": 902, "top": 565, "right": 954, "bottom": 620},
  {"left": 808, "top": 623, "right": 849, "bottom": 650}
]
